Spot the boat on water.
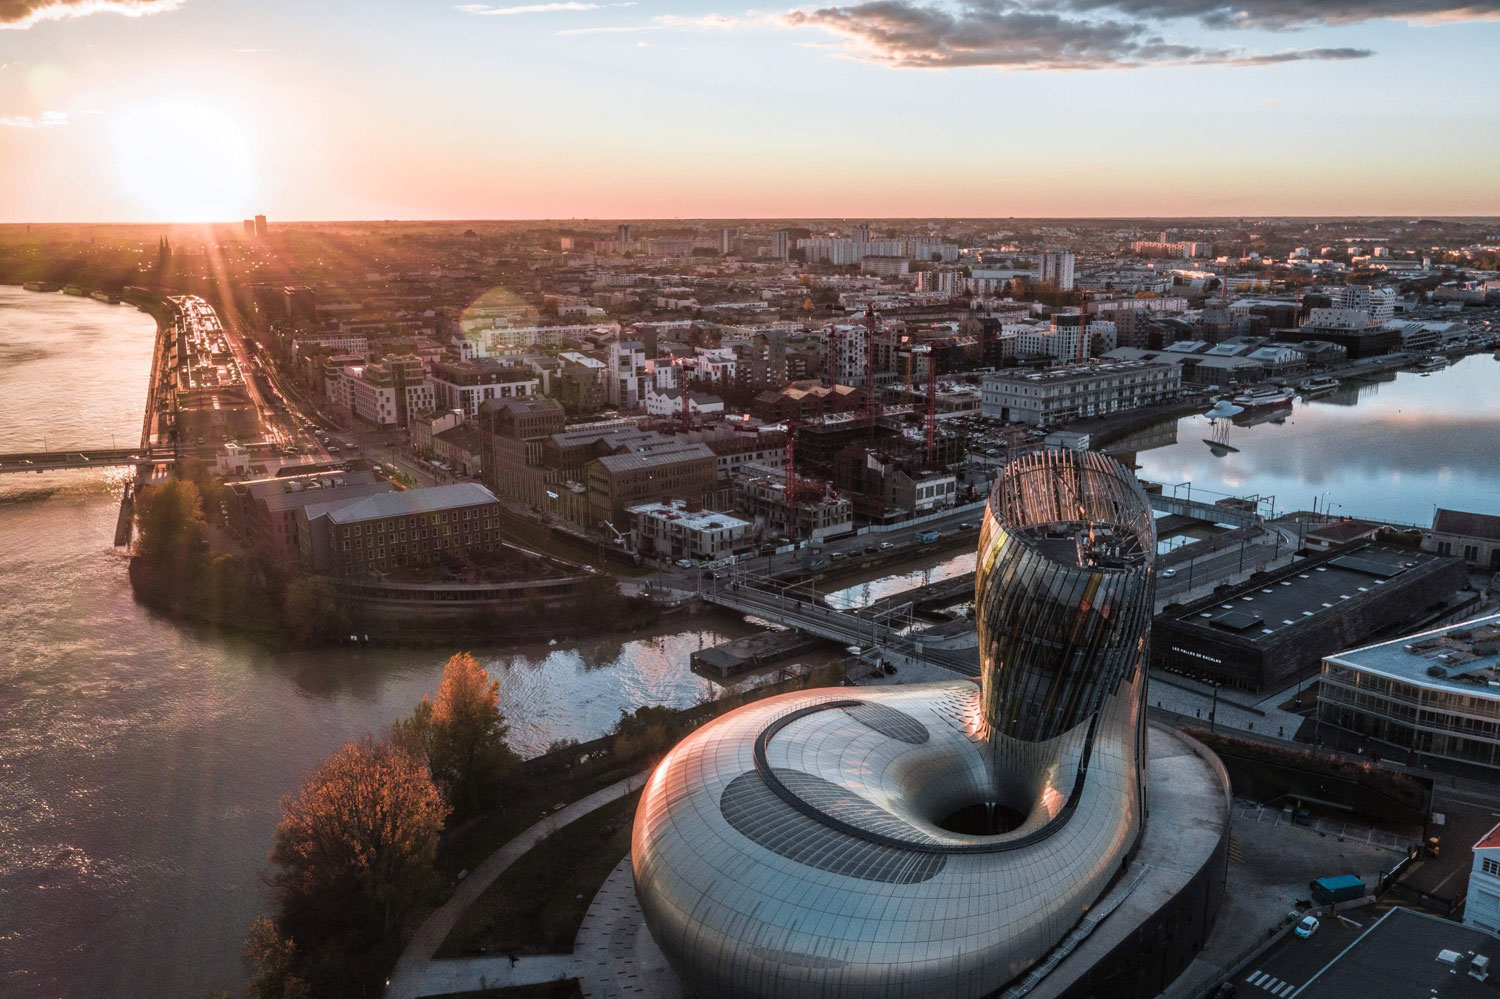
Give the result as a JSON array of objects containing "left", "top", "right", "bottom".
[
  {"left": 1233, "top": 404, "right": 1293, "bottom": 428},
  {"left": 1231, "top": 385, "right": 1295, "bottom": 411},
  {"left": 1414, "top": 355, "right": 1447, "bottom": 372},
  {"left": 21, "top": 281, "right": 59, "bottom": 293},
  {"left": 1204, "top": 399, "right": 1245, "bottom": 420},
  {"left": 62, "top": 285, "right": 85, "bottom": 296},
  {"left": 1298, "top": 376, "right": 1340, "bottom": 396},
  {"left": 89, "top": 290, "right": 120, "bottom": 304}
]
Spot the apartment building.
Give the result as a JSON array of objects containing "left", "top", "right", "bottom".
[
  {"left": 981, "top": 360, "right": 1180, "bottom": 425},
  {"left": 429, "top": 360, "right": 540, "bottom": 418},
  {"left": 304, "top": 482, "right": 504, "bottom": 575},
  {"left": 630, "top": 498, "right": 752, "bottom": 561}
]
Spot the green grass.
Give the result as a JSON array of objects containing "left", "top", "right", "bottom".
[
  {"left": 437, "top": 764, "right": 638, "bottom": 883},
  {"left": 437, "top": 790, "right": 642, "bottom": 958}
]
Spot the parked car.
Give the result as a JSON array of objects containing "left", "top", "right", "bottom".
[
  {"left": 1162, "top": 568, "right": 1177, "bottom": 578},
  {"left": 879, "top": 542, "right": 894, "bottom": 550},
  {"left": 1295, "top": 915, "right": 1320, "bottom": 939}
]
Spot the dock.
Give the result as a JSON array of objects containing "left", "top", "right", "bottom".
[{"left": 691, "top": 630, "right": 829, "bottom": 679}]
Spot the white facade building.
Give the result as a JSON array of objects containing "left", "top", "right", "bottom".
[
  {"left": 643, "top": 387, "right": 725, "bottom": 419},
  {"left": 798, "top": 237, "right": 906, "bottom": 266},
  {"left": 349, "top": 370, "right": 401, "bottom": 426},
  {"left": 1467, "top": 823, "right": 1500, "bottom": 933},
  {"left": 429, "top": 373, "right": 537, "bottom": 418},
  {"left": 981, "top": 360, "right": 1181, "bottom": 425},
  {"left": 629, "top": 498, "right": 752, "bottom": 561},
  {"left": 1039, "top": 251, "right": 1077, "bottom": 291},
  {"left": 608, "top": 339, "right": 649, "bottom": 408},
  {"left": 1333, "top": 285, "right": 1397, "bottom": 325},
  {"left": 1015, "top": 317, "right": 1117, "bottom": 362},
  {"left": 821, "top": 323, "right": 868, "bottom": 385}
]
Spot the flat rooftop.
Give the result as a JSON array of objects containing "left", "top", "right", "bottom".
[
  {"left": 1328, "top": 612, "right": 1500, "bottom": 698},
  {"left": 1297, "top": 906, "right": 1499, "bottom": 999},
  {"left": 1169, "top": 544, "right": 1453, "bottom": 647},
  {"left": 626, "top": 500, "right": 750, "bottom": 532},
  {"left": 984, "top": 359, "right": 1171, "bottom": 385}
]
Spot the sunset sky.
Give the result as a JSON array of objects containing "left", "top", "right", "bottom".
[{"left": 2, "top": 0, "right": 1498, "bottom": 222}]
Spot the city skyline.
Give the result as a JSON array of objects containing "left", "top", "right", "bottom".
[{"left": 1, "top": 0, "right": 1499, "bottom": 222}]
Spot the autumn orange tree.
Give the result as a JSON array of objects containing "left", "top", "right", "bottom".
[
  {"left": 393, "top": 652, "right": 517, "bottom": 817},
  {"left": 268, "top": 737, "right": 448, "bottom": 982}
]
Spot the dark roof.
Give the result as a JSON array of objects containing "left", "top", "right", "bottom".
[
  {"left": 1298, "top": 907, "right": 1499, "bottom": 999},
  {"left": 1306, "top": 519, "right": 1384, "bottom": 544},
  {"left": 1435, "top": 508, "right": 1500, "bottom": 542}
]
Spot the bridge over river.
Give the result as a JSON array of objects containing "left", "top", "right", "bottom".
[
  {"left": 700, "top": 572, "right": 980, "bottom": 677},
  {"left": 0, "top": 447, "right": 177, "bottom": 474}
]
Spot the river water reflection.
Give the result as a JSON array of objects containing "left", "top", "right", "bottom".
[
  {"left": 0, "top": 288, "right": 767, "bottom": 998},
  {"left": 1132, "top": 354, "right": 1500, "bottom": 526}
]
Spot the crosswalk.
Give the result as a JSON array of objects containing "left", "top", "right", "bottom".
[
  {"left": 1244, "top": 970, "right": 1298, "bottom": 996},
  {"left": 1228, "top": 836, "right": 1243, "bottom": 862}
]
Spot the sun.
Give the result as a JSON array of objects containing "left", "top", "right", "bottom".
[{"left": 114, "top": 100, "right": 255, "bottom": 222}]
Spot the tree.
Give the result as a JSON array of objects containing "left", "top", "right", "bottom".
[
  {"left": 281, "top": 576, "right": 350, "bottom": 644},
  {"left": 393, "top": 652, "right": 516, "bottom": 815},
  {"left": 243, "top": 916, "right": 310, "bottom": 999},
  {"left": 134, "top": 476, "right": 206, "bottom": 569},
  {"left": 269, "top": 738, "right": 447, "bottom": 946},
  {"left": 612, "top": 704, "right": 683, "bottom": 763}
]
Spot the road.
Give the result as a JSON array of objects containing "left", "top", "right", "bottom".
[
  {"left": 702, "top": 574, "right": 979, "bottom": 676},
  {"left": 217, "top": 312, "right": 329, "bottom": 461},
  {"left": 1228, "top": 910, "right": 1369, "bottom": 997},
  {"left": 1157, "top": 526, "right": 1297, "bottom": 603}
]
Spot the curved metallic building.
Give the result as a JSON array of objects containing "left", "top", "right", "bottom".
[{"left": 632, "top": 451, "right": 1156, "bottom": 999}]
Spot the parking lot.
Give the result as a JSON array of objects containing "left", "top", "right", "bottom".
[{"left": 1232, "top": 907, "right": 1373, "bottom": 996}]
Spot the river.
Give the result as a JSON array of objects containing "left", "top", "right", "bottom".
[
  {"left": 0, "top": 287, "right": 771, "bottom": 998},
  {"left": 1133, "top": 353, "right": 1500, "bottom": 526}
]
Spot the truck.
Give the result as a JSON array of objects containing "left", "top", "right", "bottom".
[
  {"left": 915, "top": 530, "right": 941, "bottom": 544},
  {"left": 1309, "top": 874, "right": 1365, "bottom": 906}
]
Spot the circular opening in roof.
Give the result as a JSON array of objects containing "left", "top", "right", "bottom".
[{"left": 936, "top": 801, "right": 1026, "bottom": 836}]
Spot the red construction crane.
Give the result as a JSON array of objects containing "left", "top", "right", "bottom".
[
  {"left": 783, "top": 418, "right": 798, "bottom": 540},
  {"left": 925, "top": 356, "right": 938, "bottom": 469},
  {"left": 672, "top": 356, "right": 692, "bottom": 425},
  {"left": 825, "top": 324, "right": 840, "bottom": 388}
]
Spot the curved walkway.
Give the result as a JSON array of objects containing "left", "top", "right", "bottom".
[{"left": 385, "top": 770, "right": 650, "bottom": 999}]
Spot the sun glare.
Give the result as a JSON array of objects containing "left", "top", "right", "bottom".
[{"left": 114, "top": 100, "right": 255, "bottom": 222}]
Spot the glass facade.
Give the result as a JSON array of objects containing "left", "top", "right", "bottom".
[
  {"left": 976, "top": 450, "right": 1155, "bottom": 743},
  {"left": 1319, "top": 658, "right": 1500, "bottom": 767}
]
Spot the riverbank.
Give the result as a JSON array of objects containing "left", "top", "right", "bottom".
[{"left": 127, "top": 550, "right": 685, "bottom": 650}]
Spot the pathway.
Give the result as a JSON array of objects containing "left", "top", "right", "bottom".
[{"left": 385, "top": 771, "right": 650, "bottom": 999}]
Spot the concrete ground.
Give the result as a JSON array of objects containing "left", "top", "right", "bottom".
[
  {"left": 1149, "top": 672, "right": 1307, "bottom": 741},
  {"left": 1233, "top": 906, "right": 1373, "bottom": 998},
  {"left": 1162, "top": 798, "right": 1405, "bottom": 998}
]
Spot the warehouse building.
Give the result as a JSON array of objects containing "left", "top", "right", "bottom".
[{"left": 1152, "top": 542, "right": 1468, "bottom": 691}]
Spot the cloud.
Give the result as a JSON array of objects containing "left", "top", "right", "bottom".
[
  {"left": 557, "top": 21, "right": 661, "bottom": 32},
  {"left": 777, "top": 1, "right": 1375, "bottom": 68},
  {"left": 458, "top": 0, "right": 635, "bottom": 14},
  {"left": 1059, "top": 0, "right": 1500, "bottom": 30},
  {"left": 0, "top": 0, "right": 183, "bottom": 30},
  {"left": 0, "top": 109, "right": 69, "bottom": 126}
]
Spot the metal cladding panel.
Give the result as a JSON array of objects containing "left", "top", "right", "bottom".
[
  {"left": 632, "top": 450, "right": 1156, "bottom": 999},
  {"left": 976, "top": 451, "right": 1155, "bottom": 743}
]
